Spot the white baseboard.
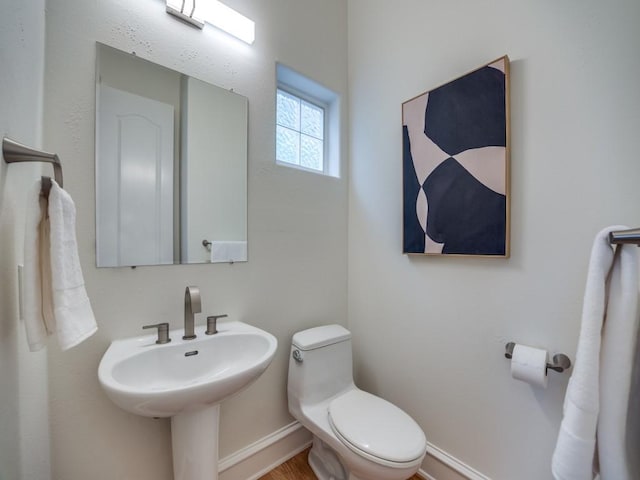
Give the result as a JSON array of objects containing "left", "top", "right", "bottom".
[
  {"left": 417, "top": 442, "right": 492, "bottom": 480},
  {"left": 217, "top": 421, "right": 490, "bottom": 480},
  {"left": 218, "top": 421, "right": 312, "bottom": 480}
]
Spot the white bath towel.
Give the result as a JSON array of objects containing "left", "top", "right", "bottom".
[
  {"left": 22, "top": 179, "right": 97, "bottom": 351},
  {"left": 552, "top": 225, "right": 638, "bottom": 480}
]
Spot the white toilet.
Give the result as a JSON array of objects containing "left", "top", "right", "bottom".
[{"left": 287, "top": 325, "right": 427, "bottom": 480}]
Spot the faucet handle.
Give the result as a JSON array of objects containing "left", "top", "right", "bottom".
[
  {"left": 206, "top": 315, "right": 228, "bottom": 335},
  {"left": 142, "top": 322, "right": 172, "bottom": 344}
]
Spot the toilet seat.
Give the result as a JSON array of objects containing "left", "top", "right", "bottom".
[{"left": 328, "top": 390, "right": 426, "bottom": 466}]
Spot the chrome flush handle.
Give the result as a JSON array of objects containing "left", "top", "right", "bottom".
[{"left": 292, "top": 349, "right": 303, "bottom": 363}]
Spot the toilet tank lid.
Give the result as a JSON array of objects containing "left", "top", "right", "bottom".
[{"left": 292, "top": 325, "right": 351, "bottom": 351}]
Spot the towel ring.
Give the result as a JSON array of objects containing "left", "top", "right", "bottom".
[{"left": 3, "top": 137, "right": 63, "bottom": 197}]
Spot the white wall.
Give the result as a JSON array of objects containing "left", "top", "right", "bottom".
[
  {"left": 42, "top": 0, "right": 347, "bottom": 478},
  {"left": 14, "top": 1, "right": 639, "bottom": 479},
  {"left": 348, "top": 1, "right": 640, "bottom": 479},
  {"left": 0, "top": 1, "right": 51, "bottom": 479}
]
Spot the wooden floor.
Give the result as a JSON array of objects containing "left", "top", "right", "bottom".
[{"left": 259, "top": 448, "right": 422, "bottom": 480}]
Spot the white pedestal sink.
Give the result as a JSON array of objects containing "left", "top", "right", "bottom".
[
  {"left": 98, "top": 321, "right": 277, "bottom": 480},
  {"left": 172, "top": 404, "right": 220, "bottom": 479}
]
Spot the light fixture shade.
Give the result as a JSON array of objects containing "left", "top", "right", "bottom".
[
  {"left": 199, "top": 1, "right": 255, "bottom": 44},
  {"left": 166, "top": 0, "right": 255, "bottom": 45}
]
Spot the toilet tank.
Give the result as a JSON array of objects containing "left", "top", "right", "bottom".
[{"left": 288, "top": 325, "right": 354, "bottom": 414}]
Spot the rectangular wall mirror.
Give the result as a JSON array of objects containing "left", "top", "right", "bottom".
[{"left": 95, "top": 43, "right": 248, "bottom": 267}]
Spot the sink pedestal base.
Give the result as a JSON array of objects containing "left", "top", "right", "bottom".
[{"left": 171, "top": 404, "right": 220, "bottom": 480}]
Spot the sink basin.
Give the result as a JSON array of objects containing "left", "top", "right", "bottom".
[{"left": 98, "top": 321, "right": 277, "bottom": 417}]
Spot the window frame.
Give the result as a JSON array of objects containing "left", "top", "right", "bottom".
[{"left": 276, "top": 84, "right": 330, "bottom": 175}]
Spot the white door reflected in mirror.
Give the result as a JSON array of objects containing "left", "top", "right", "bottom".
[{"left": 97, "top": 85, "right": 175, "bottom": 267}]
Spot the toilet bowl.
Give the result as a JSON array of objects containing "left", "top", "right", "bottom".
[{"left": 287, "top": 325, "right": 427, "bottom": 480}]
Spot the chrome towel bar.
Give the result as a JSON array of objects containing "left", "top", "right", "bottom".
[{"left": 609, "top": 227, "right": 640, "bottom": 245}]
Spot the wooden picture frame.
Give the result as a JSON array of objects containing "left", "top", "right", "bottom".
[{"left": 402, "top": 55, "right": 510, "bottom": 257}]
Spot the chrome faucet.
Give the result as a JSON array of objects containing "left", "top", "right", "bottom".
[{"left": 183, "top": 286, "right": 201, "bottom": 340}]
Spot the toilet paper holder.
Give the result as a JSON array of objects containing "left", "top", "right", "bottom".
[{"left": 505, "top": 342, "right": 571, "bottom": 374}]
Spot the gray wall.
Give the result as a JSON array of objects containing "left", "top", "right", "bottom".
[
  {"left": 42, "top": 0, "right": 348, "bottom": 478},
  {"left": 347, "top": 0, "right": 640, "bottom": 479},
  {"left": 0, "top": 0, "right": 50, "bottom": 479},
  {"left": 6, "top": 1, "right": 640, "bottom": 479}
]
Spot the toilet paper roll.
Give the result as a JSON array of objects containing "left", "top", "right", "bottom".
[{"left": 510, "top": 344, "right": 548, "bottom": 388}]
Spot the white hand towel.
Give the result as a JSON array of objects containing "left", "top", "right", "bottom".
[
  {"left": 210, "top": 241, "right": 247, "bottom": 263},
  {"left": 552, "top": 225, "right": 636, "bottom": 480},
  {"left": 627, "top": 334, "right": 640, "bottom": 479},
  {"left": 22, "top": 179, "right": 97, "bottom": 351},
  {"left": 597, "top": 237, "right": 637, "bottom": 480},
  {"left": 47, "top": 181, "right": 97, "bottom": 350},
  {"left": 551, "top": 226, "right": 638, "bottom": 480}
]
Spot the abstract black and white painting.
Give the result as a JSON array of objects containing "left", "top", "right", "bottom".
[{"left": 402, "top": 56, "right": 510, "bottom": 257}]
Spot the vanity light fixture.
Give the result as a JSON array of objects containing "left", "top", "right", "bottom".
[
  {"left": 166, "top": 0, "right": 255, "bottom": 45},
  {"left": 166, "top": 0, "right": 204, "bottom": 28}
]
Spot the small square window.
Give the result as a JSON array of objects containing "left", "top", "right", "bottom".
[
  {"left": 276, "top": 63, "right": 340, "bottom": 177},
  {"left": 276, "top": 88, "right": 325, "bottom": 173}
]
